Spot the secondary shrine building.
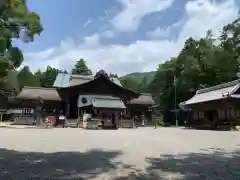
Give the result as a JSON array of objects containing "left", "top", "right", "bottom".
[
  {"left": 11, "top": 70, "right": 155, "bottom": 128},
  {"left": 181, "top": 79, "right": 240, "bottom": 130}
]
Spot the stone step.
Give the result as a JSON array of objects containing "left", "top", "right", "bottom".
[{"left": 65, "top": 121, "right": 77, "bottom": 127}]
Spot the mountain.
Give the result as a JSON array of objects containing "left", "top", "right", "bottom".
[{"left": 120, "top": 71, "right": 156, "bottom": 84}]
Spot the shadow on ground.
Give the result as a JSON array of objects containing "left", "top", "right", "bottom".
[
  {"left": 114, "top": 148, "right": 240, "bottom": 180},
  {"left": 0, "top": 148, "right": 122, "bottom": 179},
  {"left": 1, "top": 147, "right": 240, "bottom": 179}
]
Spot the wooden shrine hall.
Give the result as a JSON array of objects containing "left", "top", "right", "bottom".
[
  {"left": 180, "top": 79, "right": 240, "bottom": 130},
  {"left": 11, "top": 70, "right": 155, "bottom": 128}
]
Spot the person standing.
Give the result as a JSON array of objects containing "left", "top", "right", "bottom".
[
  {"left": 58, "top": 110, "right": 66, "bottom": 128},
  {"left": 140, "top": 113, "right": 145, "bottom": 126}
]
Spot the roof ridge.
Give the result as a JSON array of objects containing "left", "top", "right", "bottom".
[
  {"left": 93, "top": 97, "right": 120, "bottom": 100},
  {"left": 140, "top": 93, "right": 152, "bottom": 96},
  {"left": 23, "top": 86, "right": 57, "bottom": 90},
  {"left": 58, "top": 72, "right": 94, "bottom": 79},
  {"left": 197, "top": 79, "right": 240, "bottom": 94},
  {"left": 71, "top": 74, "right": 94, "bottom": 79}
]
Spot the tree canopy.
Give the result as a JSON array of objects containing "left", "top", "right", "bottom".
[
  {"left": 17, "top": 66, "right": 61, "bottom": 89},
  {"left": 72, "top": 59, "right": 92, "bottom": 75},
  {"left": 120, "top": 77, "right": 140, "bottom": 92},
  {"left": 149, "top": 15, "right": 240, "bottom": 124},
  {"left": 40, "top": 66, "right": 59, "bottom": 88},
  {"left": 17, "top": 66, "right": 40, "bottom": 88},
  {"left": 0, "top": 0, "right": 43, "bottom": 95}
]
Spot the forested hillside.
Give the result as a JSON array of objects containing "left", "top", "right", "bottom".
[{"left": 121, "top": 71, "right": 156, "bottom": 84}]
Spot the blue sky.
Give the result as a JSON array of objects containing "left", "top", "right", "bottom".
[{"left": 17, "top": 0, "right": 240, "bottom": 75}]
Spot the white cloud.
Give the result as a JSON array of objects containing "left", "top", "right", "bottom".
[
  {"left": 111, "top": 0, "right": 175, "bottom": 32},
  {"left": 83, "top": 33, "right": 100, "bottom": 48},
  {"left": 23, "top": 0, "right": 239, "bottom": 76},
  {"left": 147, "top": 20, "right": 183, "bottom": 39},
  {"left": 101, "top": 30, "right": 115, "bottom": 39},
  {"left": 148, "top": 27, "right": 171, "bottom": 39},
  {"left": 83, "top": 19, "right": 92, "bottom": 28},
  {"left": 180, "top": 0, "right": 237, "bottom": 40}
]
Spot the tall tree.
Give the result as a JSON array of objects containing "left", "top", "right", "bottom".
[
  {"left": 4, "top": 70, "right": 19, "bottom": 94},
  {"left": 40, "top": 66, "right": 59, "bottom": 88},
  {"left": 149, "top": 14, "right": 240, "bottom": 125},
  {"left": 0, "top": 0, "right": 43, "bottom": 95},
  {"left": 109, "top": 73, "right": 118, "bottom": 78},
  {"left": 33, "top": 69, "right": 42, "bottom": 86},
  {"left": 17, "top": 66, "right": 40, "bottom": 88},
  {"left": 59, "top": 70, "right": 68, "bottom": 74},
  {"left": 72, "top": 59, "right": 92, "bottom": 75}
]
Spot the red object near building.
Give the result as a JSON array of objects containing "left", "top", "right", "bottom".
[{"left": 44, "top": 116, "right": 57, "bottom": 127}]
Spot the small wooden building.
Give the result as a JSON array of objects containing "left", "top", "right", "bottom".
[
  {"left": 11, "top": 71, "right": 155, "bottom": 128},
  {"left": 128, "top": 93, "right": 155, "bottom": 125},
  {"left": 181, "top": 79, "right": 240, "bottom": 130}
]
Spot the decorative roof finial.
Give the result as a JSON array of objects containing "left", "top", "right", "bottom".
[{"left": 94, "top": 70, "right": 109, "bottom": 79}]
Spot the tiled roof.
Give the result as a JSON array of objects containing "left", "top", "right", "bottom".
[
  {"left": 69, "top": 75, "right": 93, "bottom": 86},
  {"left": 53, "top": 73, "right": 123, "bottom": 88},
  {"left": 92, "top": 96, "right": 126, "bottom": 109},
  {"left": 184, "top": 79, "right": 240, "bottom": 105},
  {"left": 15, "top": 87, "right": 61, "bottom": 101},
  {"left": 130, "top": 93, "right": 155, "bottom": 105}
]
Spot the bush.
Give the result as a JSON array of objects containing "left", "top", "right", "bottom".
[{"left": 157, "top": 117, "right": 165, "bottom": 127}]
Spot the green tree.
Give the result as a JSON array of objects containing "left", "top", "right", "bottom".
[
  {"left": 40, "top": 66, "right": 59, "bottom": 88},
  {"left": 120, "top": 77, "right": 139, "bottom": 92},
  {"left": 4, "top": 70, "right": 19, "bottom": 94},
  {"left": 137, "top": 76, "right": 149, "bottom": 93},
  {"left": 0, "top": 0, "right": 43, "bottom": 95},
  {"left": 33, "top": 69, "right": 42, "bottom": 86},
  {"left": 149, "top": 14, "right": 240, "bottom": 125},
  {"left": 59, "top": 70, "right": 68, "bottom": 74},
  {"left": 17, "top": 66, "right": 39, "bottom": 88},
  {"left": 109, "top": 73, "right": 118, "bottom": 78},
  {"left": 72, "top": 59, "right": 92, "bottom": 75}
]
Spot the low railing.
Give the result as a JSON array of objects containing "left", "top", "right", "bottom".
[
  {"left": 12, "top": 114, "right": 35, "bottom": 125},
  {"left": 121, "top": 119, "right": 135, "bottom": 128},
  {"left": 65, "top": 116, "right": 136, "bottom": 129}
]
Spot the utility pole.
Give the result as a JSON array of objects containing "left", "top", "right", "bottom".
[
  {"left": 166, "top": 69, "right": 178, "bottom": 127},
  {"left": 159, "top": 68, "right": 178, "bottom": 127},
  {"left": 173, "top": 73, "right": 178, "bottom": 127}
]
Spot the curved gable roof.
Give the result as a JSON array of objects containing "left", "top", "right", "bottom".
[
  {"left": 130, "top": 93, "right": 155, "bottom": 105},
  {"left": 53, "top": 73, "right": 123, "bottom": 88},
  {"left": 59, "top": 74, "right": 140, "bottom": 99},
  {"left": 184, "top": 79, "right": 240, "bottom": 105},
  {"left": 15, "top": 87, "right": 61, "bottom": 101}
]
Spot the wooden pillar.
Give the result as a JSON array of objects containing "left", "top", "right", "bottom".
[
  {"left": 36, "top": 104, "right": 42, "bottom": 126},
  {"left": 128, "top": 105, "right": 131, "bottom": 117},
  {"left": 65, "top": 97, "right": 70, "bottom": 118},
  {"left": 76, "top": 106, "right": 80, "bottom": 128},
  {"left": 77, "top": 107, "right": 80, "bottom": 119},
  {"left": 120, "top": 112, "right": 123, "bottom": 128}
]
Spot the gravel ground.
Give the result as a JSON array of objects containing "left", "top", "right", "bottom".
[{"left": 0, "top": 127, "right": 240, "bottom": 179}]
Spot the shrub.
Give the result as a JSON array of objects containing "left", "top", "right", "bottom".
[{"left": 157, "top": 116, "right": 165, "bottom": 127}]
